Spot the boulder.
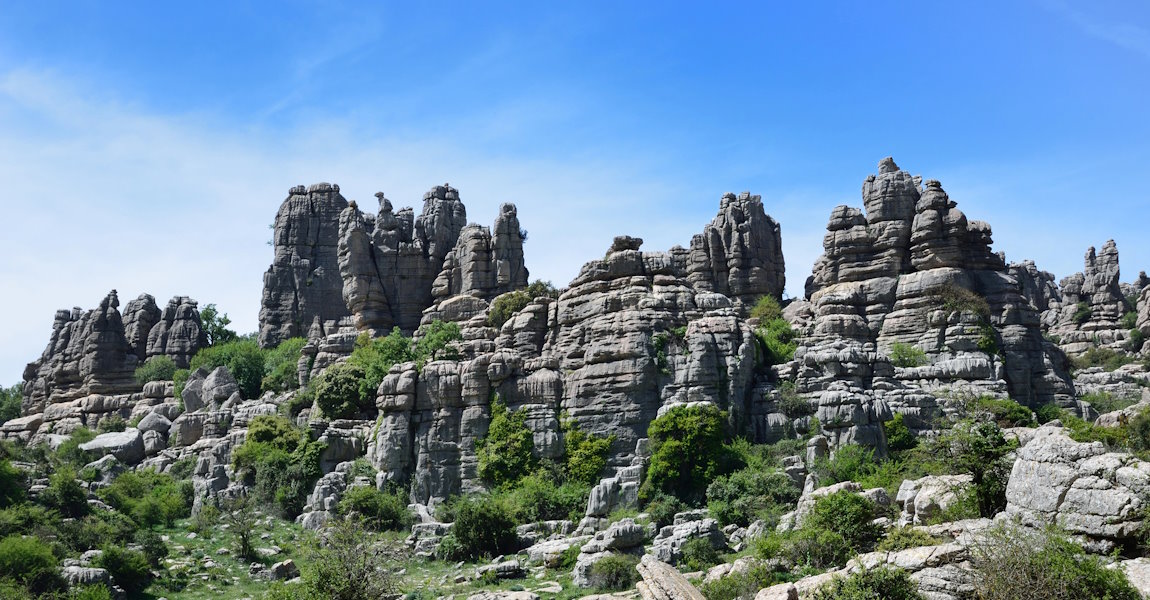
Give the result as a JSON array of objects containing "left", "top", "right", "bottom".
[
  {"left": 896, "top": 474, "right": 974, "bottom": 525},
  {"left": 636, "top": 554, "right": 706, "bottom": 600},
  {"left": 268, "top": 559, "right": 299, "bottom": 580},
  {"left": 136, "top": 411, "right": 171, "bottom": 434},
  {"left": 649, "top": 517, "right": 725, "bottom": 565},
  {"left": 60, "top": 566, "right": 111, "bottom": 587},
  {"left": 79, "top": 428, "right": 145, "bottom": 464}
]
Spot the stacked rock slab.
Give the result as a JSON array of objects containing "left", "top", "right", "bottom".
[
  {"left": 686, "top": 191, "right": 785, "bottom": 313},
  {"left": 365, "top": 192, "right": 780, "bottom": 506},
  {"left": 338, "top": 186, "right": 468, "bottom": 335},
  {"left": 1139, "top": 286, "right": 1150, "bottom": 340},
  {"left": 1007, "top": 260, "right": 1060, "bottom": 317},
  {"left": 795, "top": 158, "right": 1073, "bottom": 453},
  {"left": 22, "top": 291, "right": 207, "bottom": 418},
  {"left": 1048, "top": 241, "right": 1135, "bottom": 355},
  {"left": 431, "top": 202, "right": 529, "bottom": 301},
  {"left": 258, "top": 183, "right": 350, "bottom": 348}
]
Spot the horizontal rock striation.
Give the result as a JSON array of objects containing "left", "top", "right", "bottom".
[
  {"left": 687, "top": 191, "right": 785, "bottom": 313},
  {"left": 1047, "top": 240, "right": 1135, "bottom": 355},
  {"left": 258, "top": 183, "right": 350, "bottom": 348}
]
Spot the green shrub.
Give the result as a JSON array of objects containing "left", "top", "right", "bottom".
[
  {"left": 301, "top": 516, "right": 398, "bottom": 599},
  {"left": 525, "top": 279, "right": 560, "bottom": 299},
  {"left": 1062, "top": 412, "right": 1129, "bottom": 447},
  {"left": 1073, "top": 301, "right": 1093, "bottom": 325},
  {"left": 1072, "top": 345, "right": 1135, "bottom": 372},
  {"left": 1035, "top": 403, "right": 1064, "bottom": 424},
  {"left": 757, "top": 525, "right": 852, "bottom": 570},
  {"left": 1082, "top": 391, "right": 1139, "bottom": 415},
  {"left": 804, "top": 490, "right": 882, "bottom": 553},
  {"left": 680, "top": 537, "right": 721, "bottom": 572},
  {"left": 933, "top": 284, "right": 992, "bottom": 321},
  {"left": 589, "top": 553, "right": 640, "bottom": 591},
  {"left": 135, "top": 529, "right": 168, "bottom": 567},
  {"left": 1128, "top": 328, "right": 1146, "bottom": 352},
  {"left": 884, "top": 413, "right": 917, "bottom": 452},
  {"left": 972, "top": 525, "right": 1140, "bottom": 600},
  {"left": 812, "top": 566, "right": 923, "bottom": 600},
  {"left": 261, "top": 337, "right": 307, "bottom": 393},
  {"left": 232, "top": 415, "right": 325, "bottom": 518},
  {"left": 973, "top": 396, "right": 1035, "bottom": 428},
  {"left": 313, "top": 361, "right": 370, "bottom": 420},
  {"left": 757, "top": 318, "right": 798, "bottom": 365},
  {"left": 503, "top": 472, "right": 588, "bottom": 524},
  {"left": 876, "top": 526, "right": 944, "bottom": 552},
  {"left": 1123, "top": 310, "right": 1139, "bottom": 330},
  {"left": 0, "top": 535, "right": 62, "bottom": 596},
  {"left": 134, "top": 355, "right": 177, "bottom": 384},
  {"left": 56, "top": 427, "right": 97, "bottom": 467},
  {"left": 889, "top": 342, "right": 928, "bottom": 368},
  {"left": 96, "top": 415, "right": 125, "bottom": 433},
  {"left": 814, "top": 444, "right": 876, "bottom": 486},
  {"left": 488, "top": 290, "right": 532, "bottom": 328},
  {"left": 750, "top": 295, "right": 784, "bottom": 322},
  {"left": 640, "top": 404, "right": 740, "bottom": 506},
  {"left": 477, "top": 399, "right": 538, "bottom": 489},
  {"left": 562, "top": 418, "right": 614, "bottom": 485},
  {"left": 55, "top": 509, "right": 139, "bottom": 555},
  {"left": 68, "top": 584, "right": 115, "bottom": 600},
  {"left": 0, "top": 504, "right": 58, "bottom": 539},
  {"left": 936, "top": 420, "right": 1016, "bottom": 517},
  {"left": 0, "top": 461, "right": 24, "bottom": 509},
  {"left": 0, "top": 384, "right": 22, "bottom": 427},
  {"left": 775, "top": 381, "right": 812, "bottom": 418},
  {"left": 706, "top": 467, "right": 800, "bottom": 527},
  {"left": 96, "top": 546, "right": 152, "bottom": 595},
  {"left": 99, "top": 469, "right": 190, "bottom": 528},
  {"left": 411, "top": 320, "right": 462, "bottom": 366},
  {"left": 41, "top": 466, "right": 89, "bottom": 519},
  {"left": 439, "top": 495, "right": 518, "bottom": 560},
  {"left": 1127, "top": 406, "right": 1150, "bottom": 453},
  {"left": 172, "top": 368, "right": 190, "bottom": 402},
  {"left": 348, "top": 329, "right": 412, "bottom": 400},
  {"left": 189, "top": 338, "right": 266, "bottom": 399},
  {"left": 337, "top": 486, "right": 412, "bottom": 531}
]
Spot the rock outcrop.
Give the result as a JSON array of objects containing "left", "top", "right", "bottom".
[
  {"left": 258, "top": 183, "right": 350, "bottom": 348},
  {"left": 1048, "top": 240, "right": 1135, "bottom": 354},
  {"left": 145, "top": 296, "right": 206, "bottom": 368},
  {"left": 792, "top": 158, "right": 1074, "bottom": 453},
  {"left": 432, "top": 202, "right": 529, "bottom": 301},
  {"left": 686, "top": 191, "right": 785, "bottom": 313}
]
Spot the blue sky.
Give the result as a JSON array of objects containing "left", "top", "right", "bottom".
[{"left": 0, "top": 1, "right": 1148, "bottom": 384}]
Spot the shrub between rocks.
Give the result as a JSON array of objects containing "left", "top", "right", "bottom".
[
  {"left": 589, "top": 553, "right": 640, "bottom": 591},
  {"left": 811, "top": 566, "right": 923, "bottom": 600},
  {"left": 436, "top": 495, "right": 518, "bottom": 561}
]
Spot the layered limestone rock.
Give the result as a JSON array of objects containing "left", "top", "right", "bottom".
[
  {"left": 1007, "top": 260, "right": 1060, "bottom": 315},
  {"left": 258, "top": 183, "right": 350, "bottom": 348},
  {"left": 338, "top": 186, "right": 468, "bottom": 335},
  {"left": 794, "top": 158, "right": 1074, "bottom": 453},
  {"left": 1048, "top": 240, "right": 1135, "bottom": 354},
  {"left": 686, "top": 191, "right": 785, "bottom": 312},
  {"left": 122, "top": 294, "right": 161, "bottom": 360},
  {"left": 432, "top": 202, "right": 529, "bottom": 301},
  {"left": 145, "top": 296, "right": 206, "bottom": 368},
  {"left": 1139, "top": 286, "right": 1150, "bottom": 339}
]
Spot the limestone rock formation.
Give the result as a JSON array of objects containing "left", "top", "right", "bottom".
[
  {"left": 794, "top": 158, "right": 1074, "bottom": 453},
  {"left": 686, "top": 191, "right": 785, "bottom": 311},
  {"left": 338, "top": 186, "right": 469, "bottom": 334},
  {"left": 432, "top": 202, "right": 529, "bottom": 300},
  {"left": 258, "top": 183, "right": 350, "bottom": 348},
  {"left": 1139, "top": 285, "right": 1150, "bottom": 339},
  {"left": 122, "top": 294, "right": 161, "bottom": 360},
  {"left": 1007, "top": 260, "right": 1060, "bottom": 314},
  {"left": 145, "top": 296, "right": 207, "bottom": 368},
  {"left": 1048, "top": 240, "right": 1135, "bottom": 354}
]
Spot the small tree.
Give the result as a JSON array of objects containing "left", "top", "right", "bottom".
[
  {"left": 134, "top": 355, "right": 177, "bottom": 384},
  {"left": 199, "top": 303, "right": 238, "bottom": 347},
  {"left": 640, "top": 404, "right": 739, "bottom": 506},
  {"left": 935, "top": 420, "right": 1016, "bottom": 517},
  {"left": 476, "top": 399, "right": 537, "bottom": 488},
  {"left": 220, "top": 495, "right": 258, "bottom": 561},
  {"left": 306, "top": 517, "right": 399, "bottom": 599}
]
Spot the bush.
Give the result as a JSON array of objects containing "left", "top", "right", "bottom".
[
  {"left": 337, "top": 486, "right": 412, "bottom": 531},
  {"left": 348, "top": 329, "right": 412, "bottom": 402},
  {"left": 232, "top": 415, "right": 325, "bottom": 518},
  {"left": 589, "top": 553, "right": 640, "bottom": 591},
  {"left": 189, "top": 338, "right": 266, "bottom": 399},
  {"left": 313, "top": 361, "right": 370, "bottom": 420},
  {"left": 411, "top": 320, "right": 462, "bottom": 366},
  {"left": 134, "top": 355, "right": 177, "bottom": 385},
  {"left": 757, "top": 318, "right": 797, "bottom": 365},
  {"left": 0, "top": 535, "right": 62, "bottom": 596},
  {"left": 936, "top": 420, "right": 1016, "bottom": 517},
  {"left": 503, "top": 472, "right": 588, "bottom": 524},
  {"left": 804, "top": 490, "right": 882, "bottom": 553},
  {"left": 96, "top": 415, "right": 126, "bottom": 433},
  {"left": 1073, "top": 301, "right": 1093, "bottom": 325},
  {"left": 972, "top": 525, "right": 1140, "bottom": 600},
  {"left": 1072, "top": 345, "right": 1135, "bottom": 372},
  {"left": 699, "top": 562, "right": 780, "bottom": 600},
  {"left": 439, "top": 495, "right": 518, "bottom": 560},
  {"left": 889, "top": 342, "right": 927, "bottom": 368},
  {"left": 775, "top": 381, "right": 812, "bottom": 418},
  {"left": 562, "top": 417, "right": 614, "bottom": 485},
  {"left": 680, "top": 537, "right": 721, "bottom": 572},
  {"left": 933, "top": 284, "right": 992, "bottom": 320},
  {"left": 0, "top": 384, "right": 21, "bottom": 427},
  {"left": 135, "top": 529, "right": 168, "bottom": 567},
  {"left": 814, "top": 444, "right": 876, "bottom": 486},
  {"left": 876, "top": 526, "right": 944, "bottom": 552},
  {"left": 1035, "top": 402, "right": 1065, "bottom": 424},
  {"left": 884, "top": 413, "right": 917, "bottom": 452},
  {"left": 199, "top": 303, "right": 238, "bottom": 347},
  {"left": 303, "top": 516, "right": 398, "bottom": 599},
  {"left": 758, "top": 525, "right": 852, "bottom": 570},
  {"left": 706, "top": 467, "right": 800, "bottom": 527},
  {"left": 1127, "top": 406, "right": 1150, "bottom": 453},
  {"left": 99, "top": 469, "right": 190, "bottom": 528},
  {"left": 56, "top": 427, "right": 97, "bottom": 467},
  {"left": 750, "top": 295, "right": 784, "bottom": 322},
  {"left": 476, "top": 399, "right": 538, "bottom": 489},
  {"left": 488, "top": 290, "right": 532, "bottom": 328},
  {"left": 972, "top": 396, "right": 1035, "bottom": 428},
  {"left": 640, "top": 404, "right": 740, "bottom": 506},
  {"left": 261, "top": 337, "right": 306, "bottom": 393},
  {"left": 812, "top": 566, "right": 923, "bottom": 600},
  {"left": 96, "top": 545, "right": 152, "bottom": 596},
  {"left": 0, "top": 461, "right": 24, "bottom": 509},
  {"left": 41, "top": 466, "right": 89, "bottom": 519},
  {"left": 1082, "top": 391, "right": 1139, "bottom": 415}
]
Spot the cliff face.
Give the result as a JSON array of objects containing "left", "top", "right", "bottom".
[
  {"left": 686, "top": 191, "right": 785, "bottom": 313},
  {"left": 258, "top": 183, "right": 350, "bottom": 348},
  {"left": 22, "top": 291, "right": 206, "bottom": 415},
  {"left": 1046, "top": 240, "right": 1137, "bottom": 355},
  {"left": 792, "top": 158, "right": 1074, "bottom": 453}
]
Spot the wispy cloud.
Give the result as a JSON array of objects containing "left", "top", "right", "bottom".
[{"left": 1039, "top": 0, "right": 1150, "bottom": 60}]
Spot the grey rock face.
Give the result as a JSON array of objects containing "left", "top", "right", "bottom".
[
  {"left": 636, "top": 554, "right": 707, "bottom": 600},
  {"left": 1048, "top": 240, "right": 1135, "bottom": 354},
  {"left": 1007, "top": 260, "right": 1060, "bottom": 313},
  {"left": 687, "top": 191, "right": 785, "bottom": 311},
  {"left": 339, "top": 186, "right": 469, "bottom": 335},
  {"left": 432, "top": 203, "right": 529, "bottom": 301},
  {"left": 795, "top": 159, "right": 1074, "bottom": 455},
  {"left": 649, "top": 517, "right": 726, "bottom": 565},
  {"left": 122, "top": 293, "right": 161, "bottom": 360},
  {"left": 22, "top": 290, "right": 140, "bottom": 414},
  {"left": 1139, "top": 285, "right": 1150, "bottom": 339},
  {"left": 79, "top": 428, "right": 145, "bottom": 464},
  {"left": 258, "top": 183, "right": 350, "bottom": 348},
  {"left": 145, "top": 296, "right": 206, "bottom": 368}
]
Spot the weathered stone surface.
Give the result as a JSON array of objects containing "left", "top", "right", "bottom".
[
  {"left": 80, "top": 428, "right": 145, "bottom": 464},
  {"left": 896, "top": 474, "right": 973, "bottom": 526},
  {"left": 60, "top": 566, "right": 111, "bottom": 588},
  {"left": 122, "top": 293, "right": 161, "bottom": 361},
  {"left": 1008, "top": 260, "right": 1060, "bottom": 313},
  {"left": 1138, "top": 285, "right": 1150, "bottom": 339},
  {"left": 1048, "top": 240, "right": 1135, "bottom": 355},
  {"left": 686, "top": 191, "right": 785, "bottom": 312},
  {"left": 1005, "top": 425, "right": 1150, "bottom": 547},
  {"left": 258, "top": 183, "right": 350, "bottom": 348},
  {"left": 649, "top": 517, "right": 725, "bottom": 565},
  {"left": 136, "top": 411, "right": 171, "bottom": 434},
  {"left": 268, "top": 559, "right": 299, "bottom": 580},
  {"left": 432, "top": 203, "right": 529, "bottom": 301},
  {"left": 145, "top": 296, "right": 206, "bottom": 368},
  {"left": 636, "top": 554, "right": 706, "bottom": 600}
]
